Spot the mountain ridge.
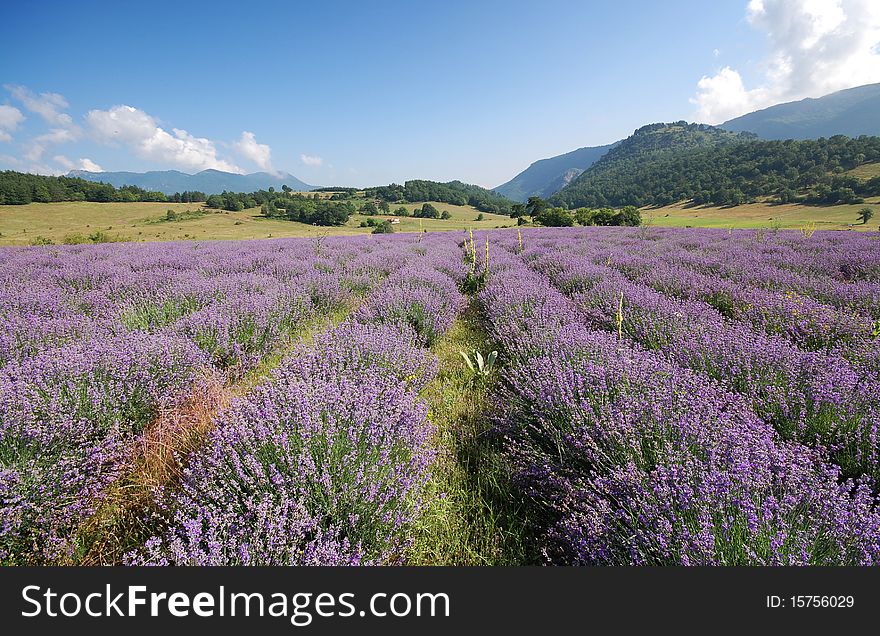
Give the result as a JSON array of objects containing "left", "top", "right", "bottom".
[
  {"left": 549, "top": 122, "right": 880, "bottom": 209},
  {"left": 720, "top": 83, "right": 880, "bottom": 140},
  {"left": 66, "top": 168, "right": 316, "bottom": 195},
  {"left": 496, "top": 83, "right": 880, "bottom": 203},
  {"left": 494, "top": 143, "right": 616, "bottom": 202}
]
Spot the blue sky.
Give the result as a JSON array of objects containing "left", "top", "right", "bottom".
[{"left": 1, "top": 0, "right": 878, "bottom": 187}]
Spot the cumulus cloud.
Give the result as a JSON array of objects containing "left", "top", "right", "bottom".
[
  {"left": 5, "top": 84, "right": 74, "bottom": 127},
  {"left": 86, "top": 105, "right": 241, "bottom": 173},
  {"left": 80, "top": 157, "right": 103, "bottom": 172},
  {"left": 24, "top": 128, "right": 82, "bottom": 162},
  {"left": 300, "top": 153, "right": 323, "bottom": 167},
  {"left": 0, "top": 104, "right": 24, "bottom": 142},
  {"left": 5, "top": 85, "right": 82, "bottom": 159},
  {"left": 234, "top": 131, "right": 274, "bottom": 172},
  {"left": 53, "top": 155, "right": 103, "bottom": 172},
  {"left": 1, "top": 150, "right": 66, "bottom": 176},
  {"left": 692, "top": 0, "right": 880, "bottom": 123},
  {"left": 3, "top": 86, "right": 262, "bottom": 175}
]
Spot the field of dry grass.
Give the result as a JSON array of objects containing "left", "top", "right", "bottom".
[
  {"left": 643, "top": 197, "right": 880, "bottom": 231},
  {"left": 0, "top": 200, "right": 516, "bottom": 246},
  {"left": 3, "top": 195, "right": 879, "bottom": 246}
]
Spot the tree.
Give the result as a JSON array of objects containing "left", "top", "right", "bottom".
[
  {"left": 33, "top": 184, "right": 51, "bottom": 203},
  {"left": 361, "top": 201, "right": 379, "bottom": 215},
  {"left": 475, "top": 213, "right": 484, "bottom": 221},
  {"left": 414, "top": 203, "right": 439, "bottom": 219},
  {"left": 441, "top": 210, "right": 452, "bottom": 220},
  {"left": 372, "top": 220, "right": 394, "bottom": 234},
  {"left": 591, "top": 208, "right": 616, "bottom": 225},
  {"left": 363, "top": 179, "right": 513, "bottom": 214},
  {"left": 395, "top": 206, "right": 410, "bottom": 217},
  {"left": 574, "top": 208, "right": 593, "bottom": 226},
  {"left": 378, "top": 200, "right": 391, "bottom": 213},
  {"left": 859, "top": 206, "right": 874, "bottom": 224},
  {"left": 525, "top": 196, "right": 548, "bottom": 218},
  {"left": 534, "top": 206, "right": 574, "bottom": 227},
  {"left": 614, "top": 205, "right": 641, "bottom": 226}
]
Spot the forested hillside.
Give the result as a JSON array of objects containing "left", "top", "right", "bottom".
[
  {"left": 0, "top": 171, "right": 191, "bottom": 204},
  {"left": 551, "top": 124, "right": 880, "bottom": 208}
]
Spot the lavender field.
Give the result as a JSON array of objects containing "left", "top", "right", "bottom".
[{"left": 2, "top": 227, "right": 879, "bottom": 565}]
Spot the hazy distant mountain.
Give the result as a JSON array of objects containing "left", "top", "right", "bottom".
[
  {"left": 721, "top": 83, "right": 880, "bottom": 140},
  {"left": 66, "top": 169, "right": 316, "bottom": 195},
  {"left": 494, "top": 143, "right": 616, "bottom": 202}
]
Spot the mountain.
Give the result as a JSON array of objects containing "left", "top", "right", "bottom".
[
  {"left": 550, "top": 122, "right": 756, "bottom": 208},
  {"left": 550, "top": 122, "right": 880, "bottom": 209},
  {"left": 66, "top": 169, "right": 316, "bottom": 195},
  {"left": 494, "top": 143, "right": 616, "bottom": 202},
  {"left": 721, "top": 83, "right": 880, "bottom": 140}
]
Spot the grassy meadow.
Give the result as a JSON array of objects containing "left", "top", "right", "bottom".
[
  {"left": 0, "top": 199, "right": 516, "bottom": 246},
  {"left": 845, "top": 162, "right": 880, "bottom": 180},
  {"left": 1, "top": 196, "right": 878, "bottom": 246},
  {"left": 642, "top": 196, "right": 880, "bottom": 231}
]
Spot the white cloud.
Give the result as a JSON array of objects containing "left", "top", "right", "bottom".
[
  {"left": 300, "top": 153, "right": 323, "bottom": 166},
  {"left": 0, "top": 153, "right": 63, "bottom": 176},
  {"left": 234, "top": 131, "right": 274, "bottom": 172},
  {"left": 0, "top": 104, "right": 24, "bottom": 142},
  {"left": 53, "top": 155, "right": 103, "bottom": 172},
  {"left": 5, "top": 84, "right": 73, "bottom": 127},
  {"left": 52, "top": 155, "right": 74, "bottom": 170},
  {"left": 24, "top": 127, "right": 81, "bottom": 162},
  {"left": 5, "top": 85, "right": 81, "bottom": 160},
  {"left": 0, "top": 153, "right": 22, "bottom": 167},
  {"left": 86, "top": 105, "right": 241, "bottom": 173},
  {"left": 35, "top": 128, "right": 79, "bottom": 145},
  {"left": 692, "top": 0, "right": 880, "bottom": 123},
  {"left": 79, "top": 157, "right": 103, "bottom": 172}
]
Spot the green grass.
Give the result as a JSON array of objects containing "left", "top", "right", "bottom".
[
  {"left": 642, "top": 197, "right": 880, "bottom": 231},
  {"left": 844, "top": 162, "right": 880, "bottom": 180},
  {"left": 0, "top": 200, "right": 516, "bottom": 246},
  {"left": 408, "top": 302, "right": 537, "bottom": 565},
  {"left": 4, "top": 197, "right": 877, "bottom": 247}
]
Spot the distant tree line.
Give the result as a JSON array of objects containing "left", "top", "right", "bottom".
[
  {"left": 524, "top": 196, "right": 642, "bottom": 227},
  {"left": 0, "top": 171, "right": 170, "bottom": 204},
  {"left": 551, "top": 133, "right": 880, "bottom": 209},
  {"left": 201, "top": 188, "right": 352, "bottom": 225},
  {"left": 168, "top": 190, "right": 207, "bottom": 203},
  {"left": 0, "top": 170, "right": 214, "bottom": 206},
  {"left": 363, "top": 179, "right": 514, "bottom": 214},
  {"left": 256, "top": 190, "right": 355, "bottom": 226},
  {"left": 312, "top": 186, "right": 359, "bottom": 194}
]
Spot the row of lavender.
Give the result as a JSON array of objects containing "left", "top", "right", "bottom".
[
  {"left": 478, "top": 228, "right": 880, "bottom": 564},
  {"left": 0, "top": 237, "right": 408, "bottom": 564},
  {"left": 579, "top": 228, "right": 880, "bottom": 372},
  {"left": 129, "top": 236, "right": 467, "bottom": 564},
  {"left": 513, "top": 229, "right": 880, "bottom": 482}
]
